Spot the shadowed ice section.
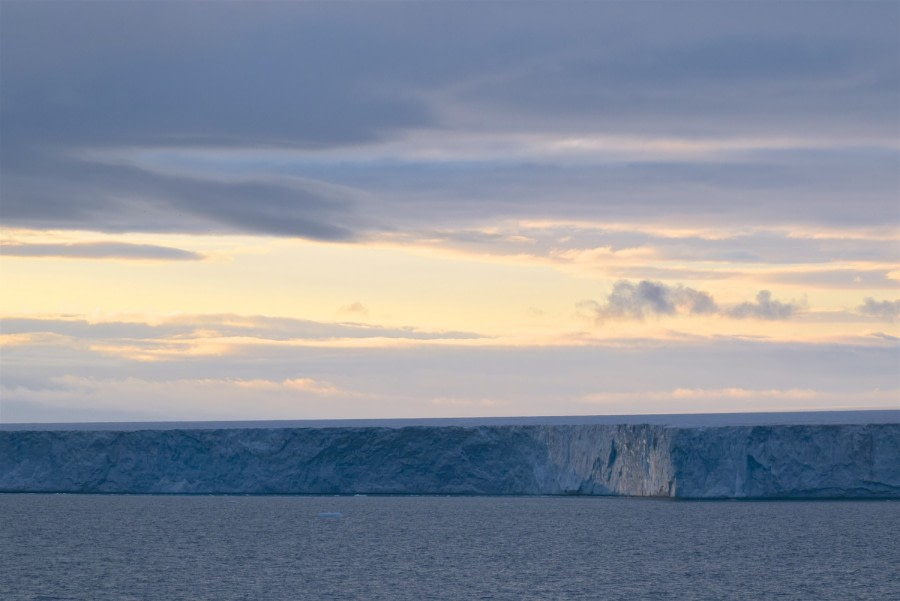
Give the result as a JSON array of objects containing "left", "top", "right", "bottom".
[{"left": 1, "top": 413, "right": 898, "bottom": 498}]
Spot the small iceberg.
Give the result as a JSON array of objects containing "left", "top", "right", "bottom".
[{"left": 317, "top": 511, "right": 343, "bottom": 519}]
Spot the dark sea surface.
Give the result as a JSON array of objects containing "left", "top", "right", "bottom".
[{"left": 1, "top": 495, "right": 897, "bottom": 600}]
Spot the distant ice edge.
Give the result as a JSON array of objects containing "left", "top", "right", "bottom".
[{"left": 1, "top": 424, "right": 898, "bottom": 498}]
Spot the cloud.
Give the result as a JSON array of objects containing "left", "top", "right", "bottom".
[
  {"left": 451, "top": 12, "right": 898, "bottom": 156},
  {"left": 584, "top": 280, "right": 718, "bottom": 321},
  {"left": 582, "top": 387, "right": 821, "bottom": 404},
  {"left": 582, "top": 281, "right": 804, "bottom": 322},
  {"left": 0, "top": 314, "right": 484, "bottom": 351},
  {"left": 0, "top": 241, "right": 203, "bottom": 261},
  {"left": 1, "top": 2, "right": 897, "bottom": 238},
  {"left": 606, "top": 266, "right": 740, "bottom": 281},
  {"left": 870, "top": 332, "right": 899, "bottom": 342},
  {"left": 857, "top": 298, "right": 900, "bottom": 322},
  {"left": 727, "top": 290, "right": 801, "bottom": 320},
  {"left": 764, "top": 268, "right": 897, "bottom": 289},
  {"left": 0, "top": 2, "right": 433, "bottom": 152},
  {"left": 0, "top": 375, "right": 353, "bottom": 422},
  {"left": 383, "top": 222, "right": 897, "bottom": 281},
  {"left": 338, "top": 302, "right": 369, "bottom": 317},
  {"left": 580, "top": 387, "right": 898, "bottom": 414},
  {"left": 2, "top": 161, "right": 363, "bottom": 240},
  {"left": 319, "top": 151, "right": 898, "bottom": 234}
]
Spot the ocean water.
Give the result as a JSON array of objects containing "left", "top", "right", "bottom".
[{"left": 1, "top": 495, "right": 897, "bottom": 600}]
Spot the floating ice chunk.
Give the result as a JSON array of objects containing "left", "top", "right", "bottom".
[{"left": 317, "top": 511, "right": 342, "bottom": 519}]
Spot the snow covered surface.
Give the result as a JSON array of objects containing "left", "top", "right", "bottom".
[
  {"left": 1, "top": 412, "right": 898, "bottom": 498},
  {"left": 3, "top": 409, "right": 898, "bottom": 431}
]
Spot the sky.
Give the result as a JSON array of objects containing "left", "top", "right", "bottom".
[{"left": 1, "top": 1, "right": 898, "bottom": 422}]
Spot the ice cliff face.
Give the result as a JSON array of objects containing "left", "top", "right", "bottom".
[{"left": 1, "top": 424, "right": 898, "bottom": 498}]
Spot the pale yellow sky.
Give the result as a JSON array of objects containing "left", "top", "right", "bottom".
[{"left": 2, "top": 227, "right": 897, "bottom": 345}]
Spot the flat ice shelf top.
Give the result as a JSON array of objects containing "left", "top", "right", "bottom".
[{"left": 1, "top": 409, "right": 898, "bottom": 431}]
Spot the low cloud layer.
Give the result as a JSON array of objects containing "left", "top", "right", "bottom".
[
  {"left": 583, "top": 280, "right": 802, "bottom": 322},
  {"left": 2, "top": 334, "right": 896, "bottom": 422},
  {"left": 1, "top": 315, "right": 483, "bottom": 346},
  {"left": 1, "top": 242, "right": 203, "bottom": 261}
]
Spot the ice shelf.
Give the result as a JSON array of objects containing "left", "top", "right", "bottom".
[{"left": 1, "top": 414, "right": 898, "bottom": 498}]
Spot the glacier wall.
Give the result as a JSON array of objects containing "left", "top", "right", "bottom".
[{"left": 1, "top": 423, "right": 898, "bottom": 498}]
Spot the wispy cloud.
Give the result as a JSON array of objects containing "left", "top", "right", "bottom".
[
  {"left": 2, "top": 164, "right": 363, "bottom": 241},
  {"left": 338, "top": 302, "right": 369, "bottom": 317},
  {"left": 1, "top": 241, "right": 203, "bottom": 261},
  {"left": 583, "top": 387, "right": 822, "bottom": 404},
  {"left": 0, "top": 375, "right": 355, "bottom": 422},
  {"left": 763, "top": 268, "right": 898, "bottom": 289},
  {"left": 0, "top": 315, "right": 485, "bottom": 361},
  {"left": 581, "top": 387, "right": 898, "bottom": 413}
]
